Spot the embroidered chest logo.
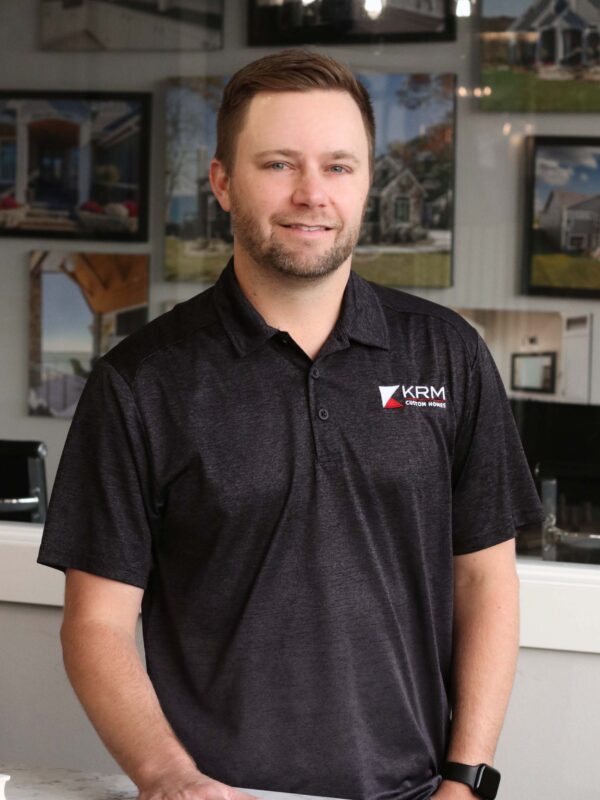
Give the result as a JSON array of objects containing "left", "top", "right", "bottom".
[{"left": 378, "top": 384, "right": 448, "bottom": 410}]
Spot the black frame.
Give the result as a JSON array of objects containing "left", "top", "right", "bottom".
[
  {"left": 510, "top": 351, "right": 557, "bottom": 394},
  {"left": 523, "top": 135, "right": 600, "bottom": 299},
  {"left": 0, "top": 90, "right": 151, "bottom": 242},
  {"left": 247, "top": 0, "right": 455, "bottom": 46}
]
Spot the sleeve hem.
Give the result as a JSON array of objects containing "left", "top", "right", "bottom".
[
  {"left": 452, "top": 506, "right": 543, "bottom": 556},
  {"left": 37, "top": 551, "right": 148, "bottom": 590}
]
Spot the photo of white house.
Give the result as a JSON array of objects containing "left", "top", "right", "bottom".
[
  {"left": 41, "top": 0, "right": 223, "bottom": 51},
  {"left": 528, "top": 139, "right": 600, "bottom": 295},
  {"left": 480, "top": 0, "right": 600, "bottom": 111},
  {"left": 0, "top": 94, "right": 148, "bottom": 240}
]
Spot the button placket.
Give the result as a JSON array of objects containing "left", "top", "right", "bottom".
[{"left": 307, "top": 360, "right": 335, "bottom": 463}]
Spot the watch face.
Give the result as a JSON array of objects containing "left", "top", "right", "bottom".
[{"left": 475, "top": 765, "right": 501, "bottom": 799}]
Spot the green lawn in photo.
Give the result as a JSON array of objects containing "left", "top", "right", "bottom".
[
  {"left": 531, "top": 252, "right": 600, "bottom": 290},
  {"left": 481, "top": 68, "right": 600, "bottom": 112},
  {"left": 352, "top": 251, "right": 451, "bottom": 288},
  {"left": 165, "top": 236, "right": 232, "bottom": 282},
  {"left": 165, "top": 236, "right": 451, "bottom": 288}
]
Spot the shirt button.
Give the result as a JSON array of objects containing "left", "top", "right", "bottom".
[
  {"left": 310, "top": 367, "right": 320, "bottom": 379},
  {"left": 318, "top": 407, "right": 329, "bottom": 420}
]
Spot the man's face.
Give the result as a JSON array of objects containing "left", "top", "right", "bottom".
[{"left": 216, "top": 89, "right": 371, "bottom": 281}]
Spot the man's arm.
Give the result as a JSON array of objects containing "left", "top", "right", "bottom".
[
  {"left": 61, "top": 568, "right": 257, "bottom": 800},
  {"left": 431, "top": 537, "right": 520, "bottom": 798}
]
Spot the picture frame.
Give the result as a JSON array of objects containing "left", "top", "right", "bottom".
[
  {"left": 480, "top": 0, "right": 600, "bottom": 113},
  {"left": 510, "top": 352, "right": 557, "bottom": 394},
  {"left": 40, "top": 0, "right": 224, "bottom": 52},
  {"left": 164, "top": 72, "right": 456, "bottom": 288},
  {"left": 247, "top": 0, "right": 455, "bottom": 47},
  {"left": 523, "top": 136, "right": 600, "bottom": 299},
  {"left": 28, "top": 250, "right": 150, "bottom": 418},
  {"left": 0, "top": 91, "right": 151, "bottom": 242}
]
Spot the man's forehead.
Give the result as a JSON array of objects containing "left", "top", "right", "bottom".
[
  {"left": 238, "top": 90, "right": 369, "bottom": 153},
  {"left": 243, "top": 89, "right": 364, "bottom": 127}
]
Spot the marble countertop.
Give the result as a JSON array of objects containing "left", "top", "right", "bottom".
[{"left": 0, "top": 766, "right": 346, "bottom": 800}]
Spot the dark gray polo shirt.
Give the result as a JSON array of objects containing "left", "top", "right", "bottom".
[{"left": 38, "top": 259, "right": 542, "bottom": 800}]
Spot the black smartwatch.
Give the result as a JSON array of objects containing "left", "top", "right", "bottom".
[{"left": 442, "top": 761, "right": 501, "bottom": 799}]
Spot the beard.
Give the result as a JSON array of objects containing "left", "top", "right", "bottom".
[{"left": 228, "top": 190, "right": 364, "bottom": 281}]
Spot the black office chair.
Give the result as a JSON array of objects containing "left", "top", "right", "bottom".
[{"left": 0, "top": 440, "right": 48, "bottom": 524}]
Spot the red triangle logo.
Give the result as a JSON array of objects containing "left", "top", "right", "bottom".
[{"left": 385, "top": 397, "right": 404, "bottom": 409}]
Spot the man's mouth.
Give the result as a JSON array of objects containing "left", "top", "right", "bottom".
[{"left": 280, "top": 224, "right": 333, "bottom": 231}]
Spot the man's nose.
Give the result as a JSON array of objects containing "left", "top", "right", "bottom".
[{"left": 290, "top": 168, "right": 327, "bottom": 206}]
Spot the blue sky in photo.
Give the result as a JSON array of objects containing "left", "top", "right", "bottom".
[
  {"left": 482, "top": 0, "right": 532, "bottom": 18},
  {"left": 42, "top": 272, "right": 93, "bottom": 354},
  {"left": 535, "top": 146, "right": 600, "bottom": 211},
  {"left": 357, "top": 73, "right": 453, "bottom": 158},
  {"left": 167, "top": 80, "right": 225, "bottom": 199}
]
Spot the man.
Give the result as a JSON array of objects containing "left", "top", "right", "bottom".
[{"left": 38, "top": 50, "right": 543, "bottom": 800}]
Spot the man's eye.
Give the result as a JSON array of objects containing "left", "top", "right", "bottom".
[
  {"left": 329, "top": 165, "right": 349, "bottom": 174},
  {"left": 268, "top": 162, "right": 288, "bottom": 170}
]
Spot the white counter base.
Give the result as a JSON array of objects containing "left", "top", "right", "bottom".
[{"left": 2, "top": 521, "right": 599, "bottom": 654}]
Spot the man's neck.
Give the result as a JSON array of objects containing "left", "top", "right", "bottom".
[{"left": 231, "top": 250, "right": 352, "bottom": 361}]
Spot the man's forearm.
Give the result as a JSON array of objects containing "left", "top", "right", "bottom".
[
  {"left": 445, "top": 572, "right": 520, "bottom": 764},
  {"left": 61, "top": 618, "right": 199, "bottom": 789}
]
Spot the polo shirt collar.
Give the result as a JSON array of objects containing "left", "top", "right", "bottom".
[{"left": 212, "top": 257, "right": 389, "bottom": 358}]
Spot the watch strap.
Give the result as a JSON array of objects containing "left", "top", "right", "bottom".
[
  {"left": 442, "top": 761, "right": 500, "bottom": 799},
  {"left": 443, "top": 761, "right": 479, "bottom": 788}
]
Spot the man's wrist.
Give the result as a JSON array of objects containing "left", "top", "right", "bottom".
[
  {"left": 439, "top": 779, "right": 480, "bottom": 797},
  {"left": 133, "top": 749, "right": 201, "bottom": 792}
]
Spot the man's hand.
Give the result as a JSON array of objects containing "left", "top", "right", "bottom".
[
  {"left": 430, "top": 779, "right": 475, "bottom": 799},
  {"left": 138, "top": 767, "right": 261, "bottom": 800}
]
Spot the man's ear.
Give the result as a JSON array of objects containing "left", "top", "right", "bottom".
[{"left": 209, "top": 159, "right": 231, "bottom": 212}]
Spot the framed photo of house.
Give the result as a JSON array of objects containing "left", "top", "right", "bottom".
[
  {"left": 247, "top": 0, "right": 455, "bottom": 46},
  {"left": 510, "top": 352, "right": 557, "bottom": 393},
  {"left": 480, "top": 0, "right": 600, "bottom": 112},
  {"left": 0, "top": 91, "right": 151, "bottom": 241},
  {"left": 523, "top": 136, "right": 600, "bottom": 298},
  {"left": 28, "top": 250, "right": 149, "bottom": 418},
  {"left": 164, "top": 73, "right": 455, "bottom": 288},
  {"left": 40, "top": 0, "right": 224, "bottom": 51}
]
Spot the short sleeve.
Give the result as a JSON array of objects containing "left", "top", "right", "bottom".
[
  {"left": 37, "top": 358, "right": 159, "bottom": 588},
  {"left": 451, "top": 334, "right": 543, "bottom": 555}
]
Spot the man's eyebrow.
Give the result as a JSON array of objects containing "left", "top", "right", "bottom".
[{"left": 253, "top": 148, "right": 361, "bottom": 164}]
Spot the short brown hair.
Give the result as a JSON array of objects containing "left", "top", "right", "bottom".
[{"left": 215, "top": 49, "right": 375, "bottom": 176}]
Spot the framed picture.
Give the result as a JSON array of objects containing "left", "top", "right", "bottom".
[
  {"left": 41, "top": 0, "right": 224, "bottom": 51},
  {"left": 454, "top": 307, "right": 592, "bottom": 403},
  {"left": 165, "top": 76, "right": 230, "bottom": 282},
  {"left": 523, "top": 136, "right": 600, "bottom": 298},
  {"left": 0, "top": 91, "right": 151, "bottom": 241},
  {"left": 248, "top": 0, "right": 455, "bottom": 46},
  {"left": 164, "top": 73, "right": 455, "bottom": 288},
  {"left": 28, "top": 250, "right": 150, "bottom": 418},
  {"left": 480, "top": 0, "right": 600, "bottom": 112},
  {"left": 510, "top": 352, "right": 557, "bottom": 393}
]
